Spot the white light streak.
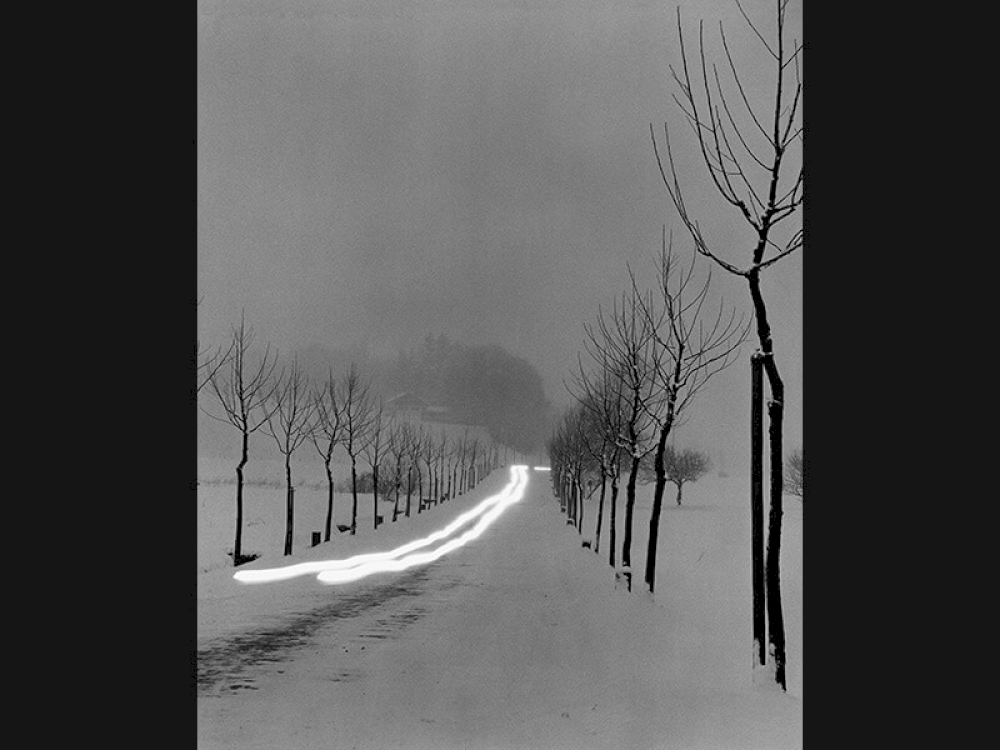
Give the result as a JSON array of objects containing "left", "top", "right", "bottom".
[
  {"left": 233, "top": 465, "right": 529, "bottom": 585},
  {"left": 533, "top": 466, "right": 551, "bottom": 471}
]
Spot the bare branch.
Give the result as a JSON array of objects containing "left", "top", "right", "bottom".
[
  {"left": 734, "top": 0, "right": 778, "bottom": 60},
  {"left": 649, "top": 122, "right": 750, "bottom": 278},
  {"left": 719, "top": 21, "right": 773, "bottom": 147}
]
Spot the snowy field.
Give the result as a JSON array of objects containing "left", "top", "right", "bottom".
[
  {"left": 570, "top": 473, "right": 803, "bottom": 700},
  {"left": 198, "top": 460, "right": 802, "bottom": 748},
  {"left": 198, "top": 454, "right": 377, "bottom": 574},
  {"left": 196, "top": 413, "right": 494, "bottom": 573}
]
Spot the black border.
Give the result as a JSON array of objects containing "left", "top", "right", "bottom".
[{"left": 803, "top": 1, "right": 935, "bottom": 745}]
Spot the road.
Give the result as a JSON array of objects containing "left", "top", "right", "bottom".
[{"left": 197, "top": 468, "right": 618, "bottom": 750}]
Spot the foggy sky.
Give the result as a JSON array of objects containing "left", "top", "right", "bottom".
[{"left": 197, "top": 0, "right": 802, "bottom": 469}]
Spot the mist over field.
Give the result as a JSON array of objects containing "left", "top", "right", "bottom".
[{"left": 197, "top": 0, "right": 801, "bottom": 475}]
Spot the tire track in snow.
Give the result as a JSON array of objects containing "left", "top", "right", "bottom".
[{"left": 197, "top": 565, "right": 450, "bottom": 695}]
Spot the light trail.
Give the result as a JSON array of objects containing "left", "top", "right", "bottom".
[
  {"left": 233, "top": 465, "right": 529, "bottom": 585},
  {"left": 533, "top": 466, "right": 551, "bottom": 471},
  {"left": 317, "top": 465, "right": 528, "bottom": 584}
]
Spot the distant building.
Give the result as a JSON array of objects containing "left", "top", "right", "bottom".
[{"left": 385, "top": 392, "right": 461, "bottom": 424}]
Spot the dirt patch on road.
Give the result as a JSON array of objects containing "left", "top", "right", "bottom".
[{"left": 197, "top": 566, "right": 434, "bottom": 694}]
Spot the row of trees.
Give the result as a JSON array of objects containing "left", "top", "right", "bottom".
[
  {"left": 549, "top": 0, "right": 802, "bottom": 693},
  {"left": 549, "top": 396, "right": 711, "bottom": 552},
  {"left": 550, "top": 234, "right": 749, "bottom": 596},
  {"left": 649, "top": 0, "right": 803, "bottom": 692},
  {"left": 197, "top": 313, "right": 508, "bottom": 565}
]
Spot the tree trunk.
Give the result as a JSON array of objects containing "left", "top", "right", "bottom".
[
  {"left": 675, "top": 483, "right": 684, "bottom": 506},
  {"left": 392, "top": 474, "right": 401, "bottom": 522},
  {"left": 416, "top": 464, "right": 424, "bottom": 513},
  {"left": 350, "top": 456, "right": 359, "bottom": 535},
  {"left": 577, "top": 478, "right": 584, "bottom": 534},
  {"left": 284, "top": 460, "right": 294, "bottom": 556},
  {"left": 324, "top": 463, "right": 334, "bottom": 542},
  {"left": 608, "top": 473, "right": 618, "bottom": 568},
  {"left": 568, "top": 476, "right": 573, "bottom": 520},
  {"left": 405, "top": 466, "right": 413, "bottom": 517},
  {"left": 373, "top": 464, "right": 380, "bottom": 530},
  {"left": 751, "top": 352, "right": 766, "bottom": 669},
  {"left": 571, "top": 475, "right": 578, "bottom": 525},
  {"left": 644, "top": 491, "right": 663, "bottom": 593},
  {"left": 766, "top": 395, "right": 787, "bottom": 690},
  {"left": 749, "top": 273, "right": 787, "bottom": 691},
  {"left": 593, "top": 472, "right": 606, "bottom": 554},
  {"left": 645, "top": 421, "right": 672, "bottom": 593},
  {"left": 234, "top": 434, "right": 248, "bottom": 560},
  {"left": 621, "top": 455, "right": 640, "bottom": 588}
]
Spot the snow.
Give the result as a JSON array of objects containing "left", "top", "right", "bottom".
[{"left": 198, "top": 462, "right": 802, "bottom": 749}]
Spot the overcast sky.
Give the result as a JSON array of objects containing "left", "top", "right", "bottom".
[{"left": 197, "top": 0, "right": 802, "bottom": 469}]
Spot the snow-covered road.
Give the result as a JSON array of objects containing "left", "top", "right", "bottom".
[{"left": 197, "top": 467, "right": 801, "bottom": 749}]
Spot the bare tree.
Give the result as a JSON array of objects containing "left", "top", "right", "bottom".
[
  {"left": 456, "top": 429, "right": 470, "bottom": 496},
  {"left": 419, "top": 427, "right": 438, "bottom": 511},
  {"left": 664, "top": 445, "right": 711, "bottom": 506},
  {"left": 547, "top": 429, "right": 567, "bottom": 516},
  {"left": 467, "top": 437, "right": 481, "bottom": 492},
  {"left": 386, "top": 418, "right": 409, "bottom": 523},
  {"left": 581, "top": 288, "right": 660, "bottom": 590},
  {"left": 575, "top": 363, "right": 624, "bottom": 568},
  {"left": 416, "top": 425, "right": 434, "bottom": 508},
  {"left": 595, "top": 381, "right": 624, "bottom": 561},
  {"left": 650, "top": 0, "right": 802, "bottom": 690},
  {"left": 434, "top": 429, "right": 449, "bottom": 504},
  {"left": 388, "top": 418, "right": 417, "bottom": 519},
  {"left": 310, "top": 367, "right": 343, "bottom": 542},
  {"left": 203, "top": 312, "right": 281, "bottom": 563},
  {"left": 546, "top": 431, "right": 568, "bottom": 516},
  {"left": 555, "top": 407, "right": 585, "bottom": 529},
  {"left": 570, "top": 379, "right": 622, "bottom": 557},
  {"left": 339, "top": 363, "right": 373, "bottom": 535},
  {"left": 785, "top": 447, "right": 803, "bottom": 500},
  {"left": 264, "top": 357, "right": 318, "bottom": 557},
  {"left": 362, "top": 398, "right": 388, "bottom": 529},
  {"left": 404, "top": 421, "right": 423, "bottom": 517},
  {"left": 631, "top": 234, "right": 748, "bottom": 593},
  {"left": 571, "top": 412, "right": 603, "bottom": 536},
  {"left": 411, "top": 424, "right": 431, "bottom": 513},
  {"left": 444, "top": 435, "right": 457, "bottom": 502},
  {"left": 547, "top": 404, "right": 603, "bottom": 539}
]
